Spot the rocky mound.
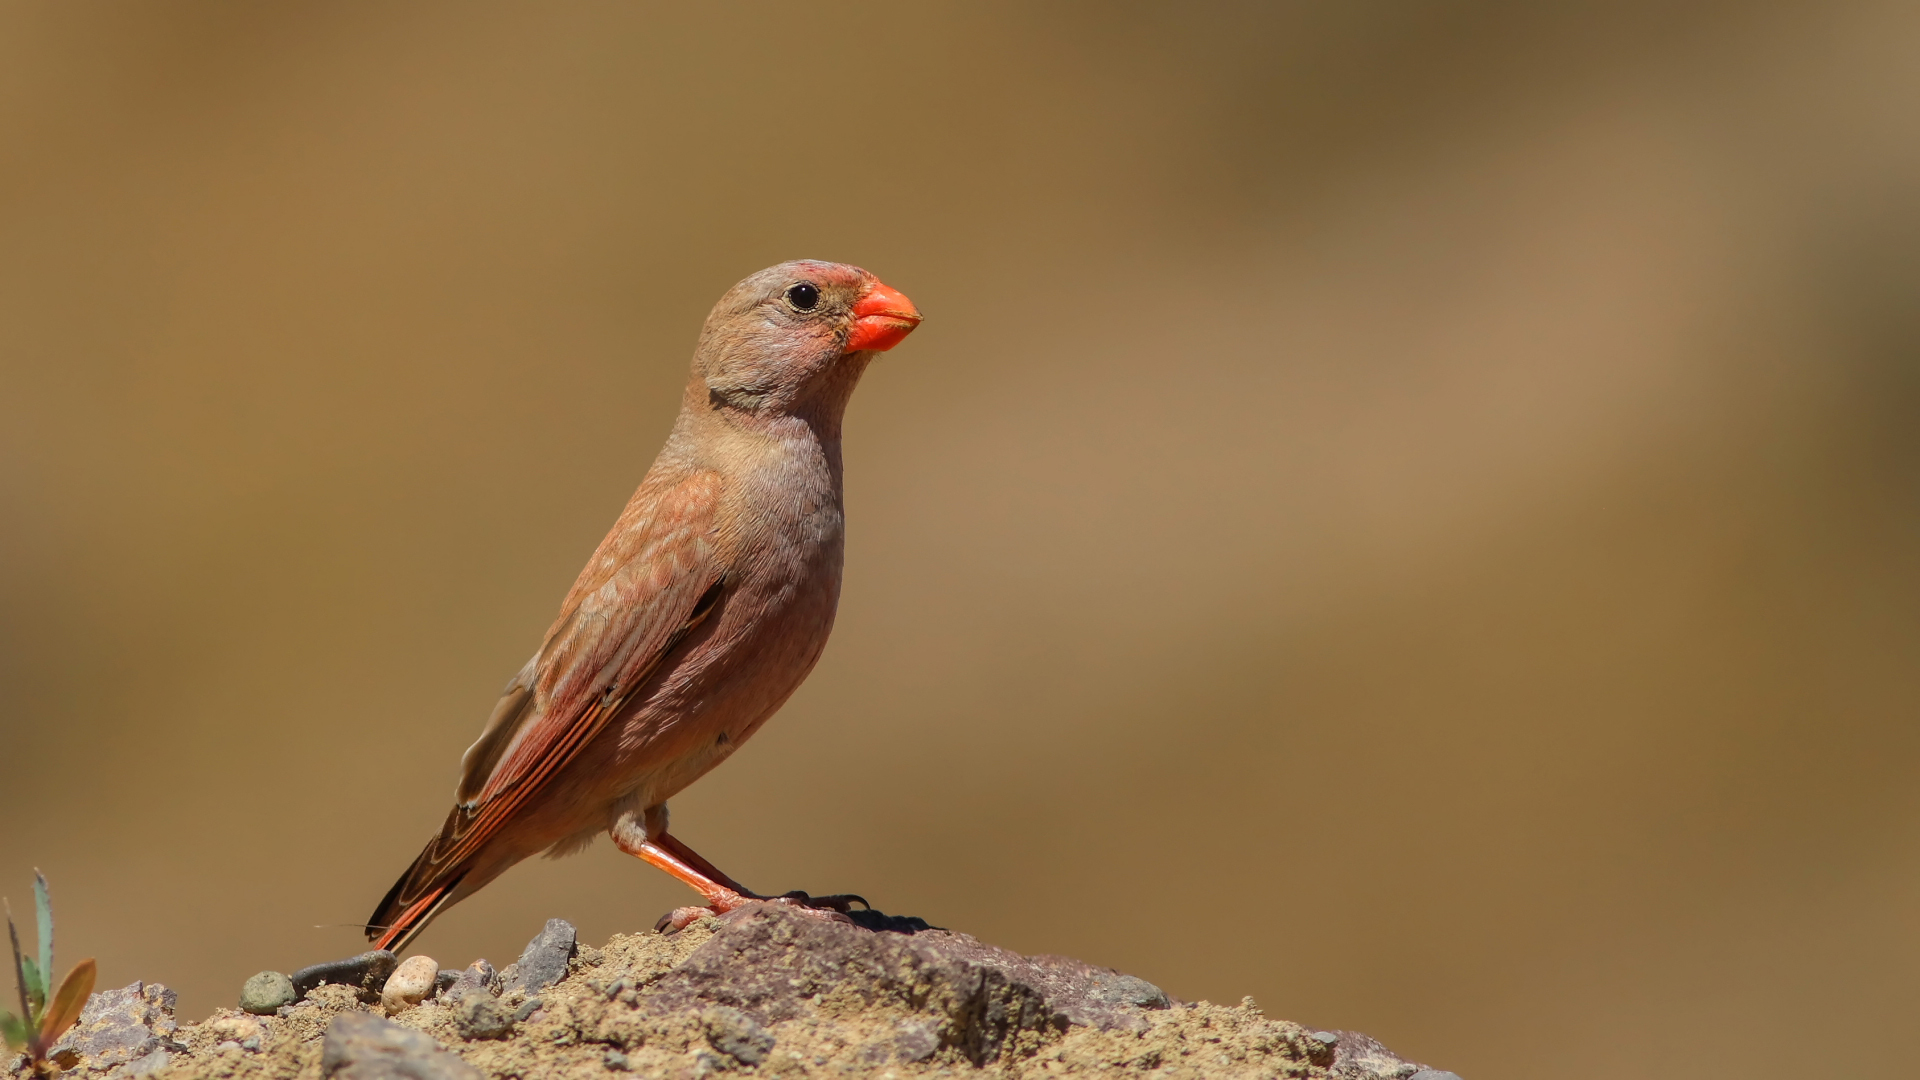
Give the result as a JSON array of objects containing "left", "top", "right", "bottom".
[{"left": 12, "top": 903, "right": 1457, "bottom": 1080}]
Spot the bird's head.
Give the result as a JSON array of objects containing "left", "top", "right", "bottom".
[{"left": 693, "top": 260, "right": 921, "bottom": 415}]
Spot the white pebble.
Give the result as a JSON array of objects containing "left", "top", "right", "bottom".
[{"left": 381, "top": 954, "right": 440, "bottom": 1014}]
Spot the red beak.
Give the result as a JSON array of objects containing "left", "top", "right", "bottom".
[{"left": 845, "top": 280, "right": 922, "bottom": 353}]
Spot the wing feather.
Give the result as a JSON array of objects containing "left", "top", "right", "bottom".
[{"left": 369, "top": 470, "right": 723, "bottom": 945}]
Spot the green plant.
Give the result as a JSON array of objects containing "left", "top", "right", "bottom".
[{"left": 0, "top": 872, "right": 95, "bottom": 1074}]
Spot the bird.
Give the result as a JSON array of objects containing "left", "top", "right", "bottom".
[{"left": 366, "top": 260, "right": 921, "bottom": 953}]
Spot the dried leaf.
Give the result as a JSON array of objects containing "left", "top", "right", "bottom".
[
  {"left": 36, "top": 959, "right": 93, "bottom": 1048},
  {"left": 4, "top": 902, "right": 31, "bottom": 1030}
]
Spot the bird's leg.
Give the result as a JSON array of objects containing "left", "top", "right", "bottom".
[{"left": 610, "top": 807, "right": 865, "bottom": 932}]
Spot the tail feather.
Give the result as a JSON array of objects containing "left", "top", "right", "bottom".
[
  {"left": 367, "top": 876, "right": 462, "bottom": 953},
  {"left": 367, "top": 806, "right": 476, "bottom": 951}
]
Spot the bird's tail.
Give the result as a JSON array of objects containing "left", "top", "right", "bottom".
[{"left": 365, "top": 807, "right": 473, "bottom": 953}]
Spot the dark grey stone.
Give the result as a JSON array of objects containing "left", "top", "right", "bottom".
[
  {"left": 511, "top": 998, "right": 543, "bottom": 1023},
  {"left": 506, "top": 919, "right": 577, "bottom": 993},
  {"left": 320, "top": 1012, "right": 482, "bottom": 1080},
  {"left": 240, "top": 971, "right": 296, "bottom": 1015},
  {"left": 441, "top": 960, "right": 498, "bottom": 1007},
  {"left": 702, "top": 1005, "right": 773, "bottom": 1066},
  {"left": 292, "top": 951, "right": 398, "bottom": 1002},
  {"left": 452, "top": 995, "right": 514, "bottom": 1041}
]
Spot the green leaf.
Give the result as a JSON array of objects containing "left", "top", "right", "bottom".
[
  {"left": 0, "top": 1008, "right": 26, "bottom": 1051},
  {"left": 18, "top": 958, "right": 41, "bottom": 1017},
  {"left": 31, "top": 873, "right": 51, "bottom": 1007}
]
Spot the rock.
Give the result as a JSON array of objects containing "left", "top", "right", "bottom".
[
  {"left": 204, "top": 1013, "right": 266, "bottom": 1044},
  {"left": 504, "top": 918, "right": 576, "bottom": 994},
  {"left": 452, "top": 994, "right": 515, "bottom": 1040},
  {"left": 687, "top": 1048, "right": 727, "bottom": 1078},
  {"left": 48, "top": 981, "right": 180, "bottom": 1074},
  {"left": 108, "top": 903, "right": 1459, "bottom": 1080},
  {"left": 239, "top": 971, "right": 296, "bottom": 1015},
  {"left": 381, "top": 955, "right": 440, "bottom": 1014},
  {"left": 440, "top": 959, "right": 498, "bottom": 1006},
  {"left": 1408, "top": 1072, "right": 1464, "bottom": 1080},
  {"left": 320, "top": 1012, "right": 482, "bottom": 1080},
  {"left": 1333, "top": 1029, "right": 1431, "bottom": 1078},
  {"left": 118, "top": 1046, "right": 172, "bottom": 1077},
  {"left": 702, "top": 1004, "right": 774, "bottom": 1065},
  {"left": 1084, "top": 971, "right": 1172, "bottom": 1010},
  {"left": 292, "top": 950, "right": 398, "bottom": 1003}
]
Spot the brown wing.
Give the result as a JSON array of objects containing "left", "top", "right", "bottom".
[{"left": 369, "top": 470, "right": 724, "bottom": 947}]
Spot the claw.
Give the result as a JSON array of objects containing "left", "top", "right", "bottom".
[
  {"left": 655, "top": 905, "right": 714, "bottom": 934},
  {"left": 771, "top": 891, "right": 868, "bottom": 913}
]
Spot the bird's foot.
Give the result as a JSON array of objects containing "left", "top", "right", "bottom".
[{"left": 654, "top": 889, "right": 869, "bottom": 933}]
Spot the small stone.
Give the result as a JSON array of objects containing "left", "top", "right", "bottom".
[
  {"left": 1087, "top": 972, "right": 1171, "bottom": 1010},
  {"left": 1312, "top": 1031, "right": 1339, "bottom": 1045},
  {"left": 442, "top": 960, "right": 499, "bottom": 1006},
  {"left": 512, "top": 998, "right": 543, "bottom": 1023},
  {"left": 453, "top": 995, "right": 515, "bottom": 1041},
  {"left": 1408, "top": 1072, "right": 1464, "bottom": 1080},
  {"left": 321, "top": 1011, "right": 482, "bottom": 1080},
  {"left": 206, "top": 1014, "right": 266, "bottom": 1043},
  {"left": 121, "top": 1046, "right": 171, "bottom": 1077},
  {"left": 239, "top": 972, "right": 296, "bottom": 1016},
  {"left": 703, "top": 1005, "right": 773, "bottom": 1066},
  {"left": 292, "top": 951, "right": 398, "bottom": 1003},
  {"left": 602, "top": 1049, "right": 629, "bottom": 1071},
  {"left": 688, "top": 1049, "right": 727, "bottom": 1079},
  {"left": 381, "top": 955, "right": 440, "bottom": 1014},
  {"left": 505, "top": 919, "right": 577, "bottom": 994}
]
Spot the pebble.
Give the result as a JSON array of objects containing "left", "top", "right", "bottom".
[
  {"left": 453, "top": 995, "right": 515, "bottom": 1041},
  {"left": 381, "top": 955, "right": 440, "bottom": 1014},
  {"left": 1087, "top": 973, "right": 1171, "bottom": 1010},
  {"left": 205, "top": 1014, "right": 266, "bottom": 1043},
  {"left": 442, "top": 959, "right": 499, "bottom": 1006},
  {"left": 239, "top": 972, "right": 296, "bottom": 1015},
  {"left": 291, "top": 950, "right": 397, "bottom": 1002},
  {"left": 1408, "top": 1072, "right": 1464, "bottom": 1080},
  {"left": 505, "top": 918, "right": 577, "bottom": 994},
  {"left": 702, "top": 1005, "right": 773, "bottom": 1066},
  {"left": 602, "top": 1049, "right": 629, "bottom": 1071}
]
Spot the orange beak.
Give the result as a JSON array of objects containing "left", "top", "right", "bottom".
[{"left": 845, "top": 280, "right": 922, "bottom": 353}]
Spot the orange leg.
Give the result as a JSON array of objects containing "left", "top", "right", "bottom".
[{"left": 610, "top": 827, "right": 865, "bottom": 931}]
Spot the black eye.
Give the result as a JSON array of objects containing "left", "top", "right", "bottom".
[{"left": 785, "top": 282, "right": 820, "bottom": 311}]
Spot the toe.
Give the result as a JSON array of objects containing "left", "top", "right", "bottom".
[{"left": 656, "top": 905, "right": 714, "bottom": 934}]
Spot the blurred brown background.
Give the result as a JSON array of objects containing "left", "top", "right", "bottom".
[{"left": 1, "top": 2, "right": 1916, "bottom": 1077}]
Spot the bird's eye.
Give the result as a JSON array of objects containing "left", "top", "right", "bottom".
[{"left": 785, "top": 282, "right": 820, "bottom": 311}]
